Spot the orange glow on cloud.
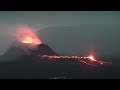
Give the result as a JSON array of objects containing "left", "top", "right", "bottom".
[{"left": 15, "top": 25, "right": 42, "bottom": 44}]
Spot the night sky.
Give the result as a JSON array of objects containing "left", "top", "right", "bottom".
[{"left": 0, "top": 11, "right": 120, "bottom": 57}]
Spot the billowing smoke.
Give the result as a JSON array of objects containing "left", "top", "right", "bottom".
[{"left": 14, "top": 25, "right": 42, "bottom": 44}]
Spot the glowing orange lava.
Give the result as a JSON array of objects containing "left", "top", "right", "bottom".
[
  {"left": 23, "top": 37, "right": 33, "bottom": 44},
  {"left": 38, "top": 55, "right": 112, "bottom": 66},
  {"left": 15, "top": 25, "right": 42, "bottom": 44},
  {"left": 88, "top": 55, "right": 96, "bottom": 61}
]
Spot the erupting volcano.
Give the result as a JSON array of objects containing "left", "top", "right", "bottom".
[
  {"left": 2, "top": 25, "right": 111, "bottom": 65},
  {"left": 2, "top": 25, "right": 58, "bottom": 59},
  {"left": 0, "top": 25, "right": 113, "bottom": 79},
  {"left": 15, "top": 25, "right": 42, "bottom": 45}
]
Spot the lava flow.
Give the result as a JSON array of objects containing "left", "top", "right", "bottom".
[
  {"left": 38, "top": 55, "right": 112, "bottom": 66},
  {"left": 15, "top": 25, "right": 42, "bottom": 45}
]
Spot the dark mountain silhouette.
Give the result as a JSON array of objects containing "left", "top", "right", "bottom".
[
  {"left": 30, "top": 43, "right": 59, "bottom": 56},
  {"left": 1, "top": 40, "right": 58, "bottom": 61}
]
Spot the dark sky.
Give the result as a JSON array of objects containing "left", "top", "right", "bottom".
[{"left": 0, "top": 11, "right": 120, "bottom": 57}]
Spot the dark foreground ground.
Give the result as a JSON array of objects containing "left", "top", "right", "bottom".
[{"left": 0, "top": 55, "right": 119, "bottom": 79}]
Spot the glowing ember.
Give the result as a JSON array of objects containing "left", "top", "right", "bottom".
[
  {"left": 88, "top": 55, "right": 96, "bottom": 61},
  {"left": 15, "top": 25, "right": 42, "bottom": 44}
]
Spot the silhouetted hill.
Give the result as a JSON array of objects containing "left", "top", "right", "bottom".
[
  {"left": 1, "top": 40, "right": 58, "bottom": 61},
  {"left": 32, "top": 44, "right": 59, "bottom": 56}
]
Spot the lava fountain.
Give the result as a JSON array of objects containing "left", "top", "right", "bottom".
[
  {"left": 88, "top": 55, "right": 96, "bottom": 61},
  {"left": 15, "top": 25, "right": 42, "bottom": 45}
]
